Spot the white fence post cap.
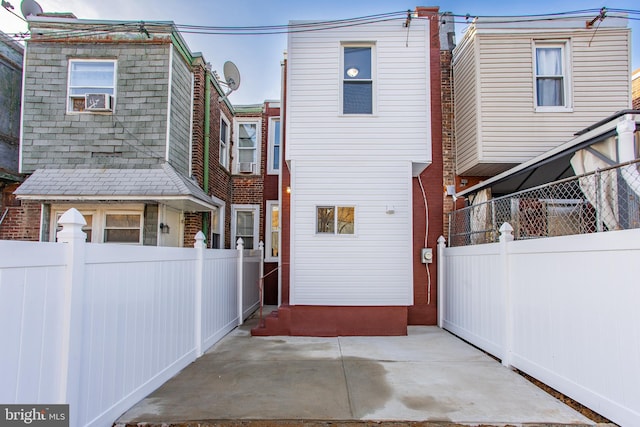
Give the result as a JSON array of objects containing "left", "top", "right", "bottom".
[
  {"left": 57, "top": 208, "right": 87, "bottom": 241},
  {"left": 499, "top": 223, "right": 514, "bottom": 242},
  {"left": 194, "top": 231, "right": 206, "bottom": 248},
  {"left": 58, "top": 208, "right": 87, "bottom": 227}
]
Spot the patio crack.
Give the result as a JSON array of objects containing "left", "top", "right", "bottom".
[{"left": 338, "top": 337, "right": 356, "bottom": 418}]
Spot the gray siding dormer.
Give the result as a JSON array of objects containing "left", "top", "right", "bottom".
[
  {"left": 167, "top": 45, "right": 193, "bottom": 177},
  {"left": 21, "top": 43, "right": 180, "bottom": 172}
]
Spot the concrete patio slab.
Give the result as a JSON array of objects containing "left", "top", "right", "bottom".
[{"left": 116, "top": 312, "right": 599, "bottom": 426}]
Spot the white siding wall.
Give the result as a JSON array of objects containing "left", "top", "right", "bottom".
[
  {"left": 290, "top": 160, "right": 413, "bottom": 306},
  {"left": 286, "top": 19, "right": 432, "bottom": 306},
  {"left": 454, "top": 26, "right": 631, "bottom": 176},
  {"left": 286, "top": 19, "right": 431, "bottom": 164}
]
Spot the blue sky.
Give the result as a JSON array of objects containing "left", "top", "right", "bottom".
[{"left": 1, "top": 0, "right": 639, "bottom": 104}]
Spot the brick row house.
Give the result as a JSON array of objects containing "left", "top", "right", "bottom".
[
  {"left": 231, "top": 101, "right": 281, "bottom": 304},
  {"left": 2, "top": 8, "right": 636, "bottom": 336},
  {"left": 0, "top": 32, "right": 25, "bottom": 238},
  {"left": 4, "top": 14, "right": 282, "bottom": 258},
  {"left": 450, "top": 14, "right": 632, "bottom": 197},
  {"left": 252, "top": 7, "right": 445, "bottom": 336}
]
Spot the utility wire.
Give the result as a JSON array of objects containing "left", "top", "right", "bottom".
[{"left": 3, "top": 7, "right": 639, "bottom": 41}]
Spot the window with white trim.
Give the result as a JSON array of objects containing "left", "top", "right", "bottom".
[
  {"left": 316, "top": 206, "right": 355, "bottom": 235},
  {"left": 211, "top": 205, "right": 224, "bottom": 248},
  {"left": 103, "top": 213, "right": 143, "bottom": 243},
  {"left": 51, "top": 205, "right": 143, "bottom": 244},
  {"left": 220, "top": 115, "right": 230, "bottom": 170},
  {"left": 67, "top": 59, "right": 116, "bottom": 113},
  {"left": 342, "top": 44, "right": 374, "bottom": 115},
  {"left": 265, "top": 201, "right": 279, "bottom": 261},
  {"left": 267, "top": 117, "right": 281, "bottom": 174},
  {"left": 231, "top": 204, "right": 260, "bottom": 249},
  {"left": 234, "top": 119, "right": 261, "bottom": 175},
  {"left": 534, "top": 42, "right": 570, "bottom": 110}
]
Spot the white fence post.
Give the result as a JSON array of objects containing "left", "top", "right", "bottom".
[
  {"left": 194, "top": 231, "right": 206, "bottom": 357},
  {"left": 499, "top": 222, "right": 514, "bottom": 368},
  {"left": 237, "top": 238, "right": 244, "bottom": 326},
  {"left": 56, "top": 208, "right": 87, "bottom": 427},
  {"left": 437, "top": 236, "right": 446, "bottom": 328}
]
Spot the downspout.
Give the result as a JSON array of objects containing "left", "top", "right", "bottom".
[
  {"left": 617, "top": 114, "right": 640, "bottom": 197},
  {"left": 202, "top": 68, "right": 212, "bottom": 240}
]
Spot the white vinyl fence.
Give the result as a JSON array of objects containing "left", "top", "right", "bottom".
[
  {"left": 438, "top": 224, "right": 640, "bottom": 427},
  {"left": 0, "top": 208, "right": 262, "bottom": 427}
]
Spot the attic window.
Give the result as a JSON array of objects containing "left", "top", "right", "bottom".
[{"left": 67, "top": 59, "right": 116, "bottom": 113}]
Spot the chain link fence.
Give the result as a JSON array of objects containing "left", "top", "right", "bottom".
[{"left": 448, "top": 159, "right": 640, "bottom": 247}]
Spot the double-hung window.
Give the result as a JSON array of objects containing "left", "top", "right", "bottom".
[
  {"left": 267, "top": 117, "right": 281, "bottom": 174},
  {"left": 211, "top": 205, "right": 224, "bottom": 248},
  {"left": 220, "top": 115, "right": 230, "bottom": 169},
  {"left": 534, "top": 42, "right": 570, "bottom": 110},
  {"left": 51, "top": 205, "right": 143, "bottom": 244},
  {"left": 265, "top": 201, "right": 279, "bottom": 261},
  {"left": 316, "top": 206, "right": 355, "bottom": 235},
  {"left": 342, "top": 44, "right": 373, "bottom": 114},
  {"left": 67, "top": 59, "right": 116, "bottom": 113},
  {"left": 103, "top": 213, "right": 142, "bottom": 243},
  {"left": 232, "top": 204, "right": 260, "bottom": 249},
  {"left": 235, "top": 119, "right": 260, "bottom": 174}
]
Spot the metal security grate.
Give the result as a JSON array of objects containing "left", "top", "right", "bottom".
[{"left": 448, "top": 159, "right": 640, "bottom": 247}]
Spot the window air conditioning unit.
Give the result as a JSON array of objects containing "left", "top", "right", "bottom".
[
  {"left": 85, "top": 93, "right": 113, "bottom": 111},
  {"left": 238, "top": 162, "right": 255, "bottom": 174}
]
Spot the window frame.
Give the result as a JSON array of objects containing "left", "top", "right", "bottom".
[
  {"left": 219, "top": 113, "right": 231, "bottom": 170},
  {"left": 50, "top": 204, "right": 143, "bottom": 244},
  {"left": 533, "top": 40, "right": 572, "bottom": 113},
  {"left": 267, "top": 117, "right": 281, "bottom": 175},
  {"left": 231, "top": 204, "right": 260, "bottom": 250},
  {"left": 210, "top": 198, "right": 226, "bottom": 249},
  {"left": 264, "top": 200, "right": 280, "bottom": 262},
  {"left": 67, "top": 59, "right": 117, "bottom": 114},
  {"left": 315, "top": 205, "right": 356, "bottom": 236},
  {"left": 340, "top": 43, "right": 376, "bottom": 116},
  {"left": 233, "top": 118, "right": 262, "bottom": 175},
  {"left": 103, "top": 211, "right": 144, "bottom": 244}
]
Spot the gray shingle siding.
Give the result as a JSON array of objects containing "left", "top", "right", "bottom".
[
  {"left": 168, "top": 46, "right": 192, "bottom": 176},
  {"left": 21, "top": 43, "right": 188, "bottom": 172}
]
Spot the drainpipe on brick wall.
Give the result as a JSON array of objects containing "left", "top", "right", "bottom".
[{"left": 201, "top": 69, "right": 212, "bottom": 240}]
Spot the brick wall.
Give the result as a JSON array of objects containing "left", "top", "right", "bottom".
[
  {"left": 188, "top": 63, "right": 234, "bottom": 248},
  {"left": 0, "top": 183, "right": 41, "bottom": 240},
  {"left": 441, "top": 50, "right": 455, "bottom": 235},
  {"left": 183, "top": 212, "right": 203, "bottom": 247}
]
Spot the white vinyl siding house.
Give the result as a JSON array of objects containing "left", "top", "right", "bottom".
[
  {"left": 286, "top": 19, "right": 431, "bottom": 306},
  {"left": 453, "top": 17, "right": 631, "bottom": 177}
]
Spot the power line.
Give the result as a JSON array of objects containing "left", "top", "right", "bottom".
[{"left": 3, "top": 7, "right": 639, "bottom": 41}]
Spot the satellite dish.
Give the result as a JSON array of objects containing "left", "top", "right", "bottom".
[
  {"left": 20, "top": 0, "right": 43, "bottom": 18},
  {"left": 223, "top": 61, "right": 241, "bottom": 92}
]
